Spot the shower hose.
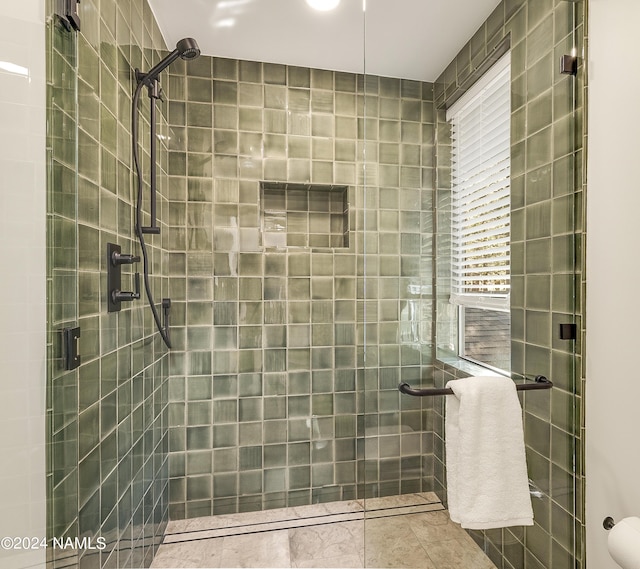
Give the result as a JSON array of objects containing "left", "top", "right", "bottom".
[{"left": 131, "top": 80, "right": 172, "bottom": 349}]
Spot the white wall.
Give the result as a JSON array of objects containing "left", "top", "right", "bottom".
[
  {"left": 0, "top": 0, "right": 47, "bottom": 567},
  {"left": 586, "top": 0, "right": 640, "bottom": 567}
]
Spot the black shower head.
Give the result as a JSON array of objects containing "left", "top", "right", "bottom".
[
  {"left": 139, "top": 38, "right": 201, "bottom": 85},
  {"left": 176, "top": 37, "right": 201, "bottom": 60}
]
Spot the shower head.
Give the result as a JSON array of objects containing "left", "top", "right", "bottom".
[
  {"left": 138, "top": 38, "right": 201, "bottom": 85},
  {"left": 176, "top": 37, "right": 201, "bottom": 60}
]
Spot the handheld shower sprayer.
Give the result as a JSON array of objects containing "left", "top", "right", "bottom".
[
  {"left": 132, "top": 37, "right": 201, "bottom": 349},
  {"left": 136, "top": 37, "right": 201, "bottom": 86}
]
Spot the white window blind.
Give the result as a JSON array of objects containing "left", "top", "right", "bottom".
[{"left": 447, "top": 53, "right": 511, "bottom": 312}]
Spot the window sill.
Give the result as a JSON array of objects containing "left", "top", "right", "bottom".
[{"left": 435, "top": 348, "right": 510, "bottom": 379}]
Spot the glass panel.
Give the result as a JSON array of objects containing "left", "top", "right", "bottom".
[
  {"left": 46, "top": 0, "right": 177, "bottom": 565},
  {"left": 46, "top": 2, "right": 80, "bottom": 564},
  {"left": 362, "top": 1, "right": 583, "bottom": 568}
]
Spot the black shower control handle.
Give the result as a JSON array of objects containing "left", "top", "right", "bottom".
[
  {"left": 107, "top": 243, "right": 142, "bottom": 312},
  {"left": 112, "top": 272, "right": 141, "bottom": 304},
  {"left": 111, "top": 251, "right": 141, "bottom": 266}
]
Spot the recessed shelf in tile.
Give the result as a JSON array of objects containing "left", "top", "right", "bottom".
[{"left": 261, "top": 182, "right": 349, "bottom": 249}]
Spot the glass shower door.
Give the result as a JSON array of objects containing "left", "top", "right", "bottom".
[{"left": 361, "top": 1, "right": 584, "bottom": 568}]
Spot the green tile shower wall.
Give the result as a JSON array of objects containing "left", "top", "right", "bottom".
[
  {"left": 433, "top": 1, "right": 585, "bottom": 568},
  {"left": 165, "top": 60, "right": 436, "bottom": 518},
  {"left": 46, "top": 0, "right": 172, "bottom": 567}
]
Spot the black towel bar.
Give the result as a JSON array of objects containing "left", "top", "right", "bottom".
[{"left": 398, "top": 375, "right": 553, "bottom": 397}]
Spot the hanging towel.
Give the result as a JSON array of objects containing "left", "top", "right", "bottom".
[{"left": 445, "top": 375, "right": 534, "bottom": 530}]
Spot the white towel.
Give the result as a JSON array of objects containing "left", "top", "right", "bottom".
[{"left": 445, "top": 375, "right": 534, "bottom": 529}]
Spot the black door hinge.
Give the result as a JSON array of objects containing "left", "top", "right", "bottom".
[
  {"left": 57, "top": 0, "right": 81, "bottom": 32},
  {"left": 559, "top": 323, "right": 577, "bottom": 340},
  {"left": 63, "top": 326, "right": 81, "bottom": 370}
]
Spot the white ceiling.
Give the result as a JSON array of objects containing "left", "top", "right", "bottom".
[{"left": 147, "top": 0, "right": 502, "bottom": 82}]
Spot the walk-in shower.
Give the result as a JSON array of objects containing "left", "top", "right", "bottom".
[{"left": 44, "top": 0, "right": 584, "bottom": 567}]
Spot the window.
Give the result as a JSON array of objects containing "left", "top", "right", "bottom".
[{"left": 447, "top": 53, "right": 511, "bottom": 371}]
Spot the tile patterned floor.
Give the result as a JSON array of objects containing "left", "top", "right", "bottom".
[{"left": 151, "top": 494, "right": 497, "bottom": 569}]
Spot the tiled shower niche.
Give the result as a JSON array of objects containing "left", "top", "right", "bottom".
[{"left": 261, "top": 182, "right": 350, "bottom": 249}]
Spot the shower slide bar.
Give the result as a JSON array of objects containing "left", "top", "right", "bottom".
[{"left": 398, "top": 375, "right": 552, "bottom": 397}]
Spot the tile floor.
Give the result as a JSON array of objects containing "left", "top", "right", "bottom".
[{"left": 151, "top": 494, "right": 497, "bottom": 568}]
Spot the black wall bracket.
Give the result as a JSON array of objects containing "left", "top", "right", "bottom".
[
  {"left": 63, "top": 326, "right": 81, "bottom": 370},
  {"left": 107, "top": 243, "right": 141, "bottom": 312},
  {"left": 559, "top": 323, "right": 577, "bottom": 340},
  {"left": 560, "top": 54, "right": 578, "bottom": 76},
  {"left": 56, "top": 0, "right": 81, "bottom": 32}
]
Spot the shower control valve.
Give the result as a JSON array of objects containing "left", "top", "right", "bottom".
[
  {"left": 112, "top": 272, "right": 141, "bottom": 304},
  {"left": 111, "top": 250, "right": 140, "bottom": 266},
  {"left": 107, "top": 243, "right": 141, "bottom": 312}
]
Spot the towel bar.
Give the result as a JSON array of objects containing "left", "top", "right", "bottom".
[{"left": 398, "top": 375, "right": 552, "bottom": 397}]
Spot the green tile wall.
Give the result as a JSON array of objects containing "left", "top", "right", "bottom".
[
  {"left": 433, "top": 1, "right": 585, "bottom": 568},
  {"left": 165, "top": 60, "right": 436, "bottom": 517},
  {"left": 46, "top": 0, "right": 172, "bottom": 567}
]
